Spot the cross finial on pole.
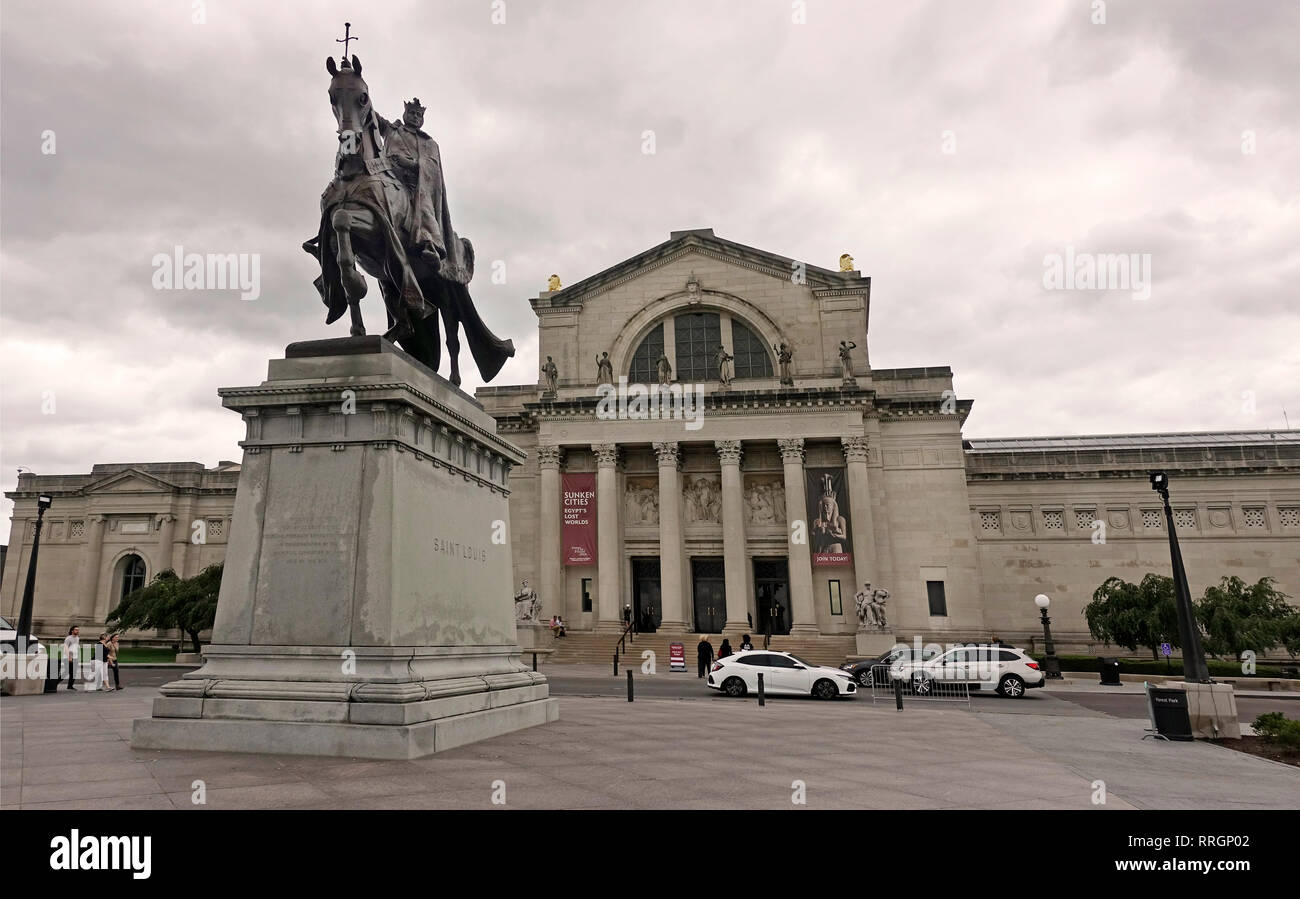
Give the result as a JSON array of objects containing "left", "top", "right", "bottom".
[{"left": 336, "top": 22, "right": 358, "bottom": 59}]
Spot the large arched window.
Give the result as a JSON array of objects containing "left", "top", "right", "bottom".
[
  {"left": 628, "top": 322, "right": 664, "bottom": 384},
  {"left": 626, "top": 310, "right": 775, "bottom": 384},
  {"left": 674, "top": 312, "right": 720, "bottom": 382},
  {"left": 119, "top": 554, "right": 146, "bottom": 601},
  {"left": 730, "top": 319, "right": 773, "bottom": 379}
]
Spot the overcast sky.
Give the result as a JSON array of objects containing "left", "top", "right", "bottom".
[{"left": 2, "top": 0, "right": 1297, "bottom": 544}]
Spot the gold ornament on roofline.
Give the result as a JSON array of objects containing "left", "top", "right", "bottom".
[
  {"left": 839, "top": 253, "right": 855, "bottom": 272},
  {"left": 547, "top": 274, "right": 562, "bottom": 292}
]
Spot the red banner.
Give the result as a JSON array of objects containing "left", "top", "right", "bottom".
[{"left": 562, "top": 472, "right": 597, "bottom": 565}]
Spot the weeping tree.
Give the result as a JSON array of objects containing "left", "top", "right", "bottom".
[
  {"left": 107, "top": 564, "right": 222, "bottom": 655},
  {"left": 1196, "top": 576, "right": 1298, "bottom": 660},
  {"left": 1084, "top": 573, "right": 1181, "bottom": 660}
]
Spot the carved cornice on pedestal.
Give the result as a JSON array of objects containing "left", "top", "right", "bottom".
[
  {"left": 715, "top": 440, "right": 744, "bottom": 467},
  {"left": 535, "top": 445, "right": 564, "bottom": 469},
  {"left": 777, "top": 437, "right": 806, "bottom": 463},
  {"left": 592, "top": 443, "right": 621, "bottom": 468},
  {"left": 653, "top": 441, "right": 681, "bottom": 468},
  {"left": 842, "top": 435, "right": 870, "bottom": 463}
]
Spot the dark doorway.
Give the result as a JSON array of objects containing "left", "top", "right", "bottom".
[
  {"left": 753, "top": 557, "right": 791, "bottom": 637},
  {"left": 631, "top": 557, "right": 662, "bottom": 633},
  {"left": 691, "top": 557, "right": 726, "bottom": 633}
]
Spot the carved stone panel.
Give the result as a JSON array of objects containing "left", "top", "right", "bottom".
[
  {"left": 624, "top": 478, "right": 660, "bottom": 525},
  {"left": 744, "top": 476, "right": 786, "bottom": 525},
  {"left": 683, "top": 475, "right": 722, "bottom": 523}
]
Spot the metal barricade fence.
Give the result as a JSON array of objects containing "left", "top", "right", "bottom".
[{"left": 867, "top": 664, "right": 971, "bottom": 708}]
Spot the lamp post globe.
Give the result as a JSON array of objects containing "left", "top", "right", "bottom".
[{"left": 1034, "top": 592, "right": 1062, "bottom": 679}]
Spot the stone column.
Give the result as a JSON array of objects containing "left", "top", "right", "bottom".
[
  {"left": 779, "top": 438, "right": 818, "bottom": 635},
  {"left": 157, "top": 514, "right": 178, "bottom": 573},
  {"left": 536, "top": 445, "right": 564, "bottom": 622},
  {"left": 715, "top": 440, "right": 750, "bottom": 632},
  {"left": 81, "top": 515, "right": 107, "bottom": 621},
  {"left": 842, "top": 436, "right": 878, "bottom": 595},
  {"left": 593, "top": 443, "right": 623, "bottom": 632},
  {"left": 654, "top": 441, "right": 686, "bottom": 631}
]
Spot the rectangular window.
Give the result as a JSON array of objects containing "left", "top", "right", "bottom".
[
  {"left": 581, "top": 578, "right": 593, "bottom": 613},
  {"left": 828, "top": 580, "right": 842, "bottom": 615},
  {"left": 674, "top": 312, "right": 721, "bottom": 382},
  {"left": 926, "top": 581, "right": 948, "bottom": 617}
]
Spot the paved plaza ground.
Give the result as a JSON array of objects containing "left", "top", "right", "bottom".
[{"left": 3, "top": 667, "right": 1297, "bottom": 810}]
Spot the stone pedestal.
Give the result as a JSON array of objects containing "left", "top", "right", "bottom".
[
  {"left": 855, "top": 627, "right": 898, "bottom": 656},
  {"left": 515, "top": 622, "right": 551, "bottom": 652},
  {"left": 1171, "top": 681, "right": 1241, "bottom": 740},
  {"left": 1, "top": 652, "right": 49, "bottom": 695},
  {"left": 132, "top": 337, "right": 557, "bottom": 759}
]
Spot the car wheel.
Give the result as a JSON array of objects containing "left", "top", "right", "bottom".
[
  {"left": 856, "top": 669, "right": 872, "bottom": 687},
  {"left": 813, "top": 679, "right": 839, "bottom": 700},
  {"left": 722, "top": 677, "right": 747, "bottom": 698},
  {"left": 911, "top": 673, "right": 935, "bottom": 696},
  {"left": 998, "top": 675, "right": 1025, "bottom": 698}
]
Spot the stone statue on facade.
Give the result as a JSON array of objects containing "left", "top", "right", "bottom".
[
  {"left": 302, "top": 48, "right": 514, "bottom": 386},
  {"left": 596, "top": 351, "right": 613, "bottom": 386},
  {"left": 854, "top": 582, "right": 889, "bottom": 629},
  {"left": 547, "top": 274, "right": 562, "bottom": 292},
  {"left": 868, "top": 586, "right": 889, "bottom": 627},
  {"left": 656, "top": 353, "right": 673, "bottom": 385},
  {"left": 839, "top": 253, "right": 855, "bottom": 272},
  {"left": 541, "top": 356, "right": 559, "bottom": 395},
  {"left": 715, "top": 345, "right": 734, "bottom": 387},
  {"left": 838, "top": 340, "right": 857, "bottom": 383},
  {"left": 513, "top": 579, "right": 542, "bottom": 622},
  {"left": 774, "top": 338, "right": 794, "bottom": 386}
]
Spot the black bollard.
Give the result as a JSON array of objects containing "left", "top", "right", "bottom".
[
  {"left": 627, "top": 669, "right": 634, "bottom": 702},
  {"left": 613, "top": 652, "right": 619, "bottom": 677},
  {"left": 758, "top": 672, "right": 766, "bottom": 707},
  {"left": 894, "top": 678, "right": 904, "bottom": 710}
]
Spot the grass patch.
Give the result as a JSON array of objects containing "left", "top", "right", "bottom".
[{"left": 116, "top": 647, "right": 177, "bottom": 664}]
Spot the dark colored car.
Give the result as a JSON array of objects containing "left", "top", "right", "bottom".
[{"left": 840, "top": 647, "right": 938, "bottom": 687}]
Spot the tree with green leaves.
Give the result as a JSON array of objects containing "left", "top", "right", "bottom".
[
  {"left": 1083, "top": 574, "right": 1181, "bottom": 659},
  {"left": 1196, "top": 576, "right": 1298, "bottom": 660},
  {"left": 107, "top": 564, "right": 222, "bottom": 655}
]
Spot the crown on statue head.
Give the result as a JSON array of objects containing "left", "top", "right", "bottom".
[
  {"left": 404, "top": 97, "right": 426, "bottom": 114},
  {"left": 821, "top": 473, "right": 835, "bottom": 498}
]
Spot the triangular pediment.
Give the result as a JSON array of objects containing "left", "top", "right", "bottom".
[
  {"left": 536, "top": 228, "right": 867, "bottom": 309},
  {"left": 84, "top": 469, "right": 176, "bottom": 495}
]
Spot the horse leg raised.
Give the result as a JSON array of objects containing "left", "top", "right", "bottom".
[{"left": 331, "top": 206, "right": 369, "bottom": 316}]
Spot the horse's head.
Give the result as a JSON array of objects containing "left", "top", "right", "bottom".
[{"left": 326, "top": 55, "right": 374, "bottom": 162}]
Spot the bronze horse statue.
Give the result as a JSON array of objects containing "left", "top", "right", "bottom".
[{"left": 303, "top": 54, "right": 513, "bottom": 385}]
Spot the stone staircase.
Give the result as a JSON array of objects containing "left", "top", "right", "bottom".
[{"left": 536, "top": 630, "right": 857, "bottom": 669}]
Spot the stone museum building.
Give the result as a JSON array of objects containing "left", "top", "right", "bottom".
[{"left": 5, "top": 229, "right": 1299, "bottom": 655}]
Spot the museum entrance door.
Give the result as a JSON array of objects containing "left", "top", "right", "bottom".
[
  {"left": 631, "top": 557, "right": 661, "bottom": 633},
  {"left": 753, "top": 558, "right": 791, "bottom": 637},
  {"left": 691, "top": 557, "right": 726, "bottom": 633}
]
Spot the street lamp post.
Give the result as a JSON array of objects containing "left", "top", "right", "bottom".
[
  {"left": 14, "top": 494, "right": 53, "bottom": 654},
  {"left": 1149, "top": 471, "right": 1211, "bottom": 683},
  {"left": 1033, "top": 593, "right": 1062, "bottom": 679}
]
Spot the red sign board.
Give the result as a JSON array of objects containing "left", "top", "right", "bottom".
[
  {"left": 562, "top": 472, "right": 597, "bottom": 565},
  {"left": 669, "top": 643, "right": 686, "bottom": 671}
]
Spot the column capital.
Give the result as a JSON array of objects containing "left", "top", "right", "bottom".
[
  {"left": 841, "top": 435, "right": 870, "bottom": 463},
  {"left": 777, "top": 437, "right": 805, "bottom": 463},
  {"left": 714, "top": 440, "right": 743, "bottom": 467},
  {"left": 652, "top": 441, "right": 680, "bottom": 468},
  {"left": 592, "top": 443, "right": 621, "bottom": 468},
  {"left": 535, "top": 445, "right": 563, "bottom": 469}
]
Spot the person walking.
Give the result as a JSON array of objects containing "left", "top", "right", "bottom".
[
  {"left": 696, "top": 635, "right": 714, "bottom": 678},
  {"left": 107, "top": 634, "right": 122, "bottom": 690},
  {"left": 718, "top": 638, "right": 733, "bottom": 659},
  {"left": 62, "top": 626, "right": 80, "bottom": 690}
]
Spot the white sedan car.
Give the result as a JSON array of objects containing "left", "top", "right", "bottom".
[
  {"left": 890, "top": 645, "right": 1045, "bottom": 698},
  {"left": 707, "top": 650, "right": 857, "bottom": 700}
]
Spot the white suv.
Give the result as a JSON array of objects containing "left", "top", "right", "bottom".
[{"left": 890, "top": 645, "right": 1045, "bottom": 698}]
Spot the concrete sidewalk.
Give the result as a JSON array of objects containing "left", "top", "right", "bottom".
[{"left": 2, "top": 684, "right": 1296, "bottom": 810}]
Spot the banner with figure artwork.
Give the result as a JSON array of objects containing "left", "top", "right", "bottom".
[
  {"left": 562, "top": 472, "right": 597, "bottom": 565},
  {"left": 806, "top": 467, "right": 852, "bottom": 566}
]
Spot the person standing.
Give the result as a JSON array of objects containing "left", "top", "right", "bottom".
[
  {"left": 718, "top": 638, "right": 733, "bottom": 659},
  {"left": 107, "top": 634, "right": 122, "bottom": 690},
  {"left": 62, "top": 626, "right": 80, "bottom": 690},
  {"left": 697, "top": 635, "right": 715, "bottom": 678},
  {"left": 739, "top": 634, "right": 754, "bottom": 651}
]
